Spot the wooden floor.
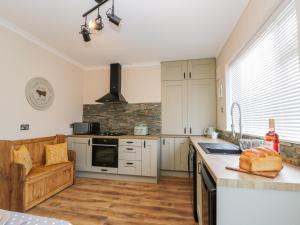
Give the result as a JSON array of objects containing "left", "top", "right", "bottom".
[{"left": 28, "top": 176, "right": 197, "bottom": 225}]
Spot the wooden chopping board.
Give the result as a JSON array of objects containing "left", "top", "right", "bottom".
[{"left": 225, "top": 166, "right": 280, "bottom": 179}]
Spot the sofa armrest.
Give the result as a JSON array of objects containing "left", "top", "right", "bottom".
[
  {"left": 68, "top": 150, "right": 76, "bottom": 162},
  {"left": 10, "top": 163, "right": 26, "bottom": 212}
]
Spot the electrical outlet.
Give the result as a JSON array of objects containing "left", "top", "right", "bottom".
[{"left": 20, "top": 124, "right": 30, "bottom": 131}]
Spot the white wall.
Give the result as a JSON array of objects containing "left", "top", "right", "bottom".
[
  {"left": 0, "top": 25, "right": 83, "bottom": 140},
  {"left": 83, "top": 65, "right": 161, "bottom": 104},
  {"left": 216, "top": 0, "right": 285, "bottom": 130}
]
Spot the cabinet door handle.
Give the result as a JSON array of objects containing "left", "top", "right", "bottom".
[
  {"left": 144, "top": 141, "right": 146, "bottom": 148},
  {"left": 126, "top": 162, "right": 134, "bottom": 165},
  {"left": 184, "top": 127, "right": 186, "bottom": 134},
  {"left": 163, "top": 139, "right": 165, "bottom": 145},
  {"left": 184, "top": 72, "right": 186, "bottom": 79},
  {"left": 126, "top": 141, "right": 134, "bottom": 144},
  {"left": 101, "top": 169, "right": 108, "bottom": 172},
  {"left": 126, "top": 148, "right": 134, "bottom": 151},
  {"left": 88, "top": 139, "right": 91, "bottom": 146},
  {"left": 189, "top": 72, "right": 192, "bottom": 79},
  {"left": 190, "top": 127, "right": 192, "bottom": 134}
]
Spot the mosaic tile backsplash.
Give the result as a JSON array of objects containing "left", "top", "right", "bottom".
[
  {"left": 218, "top": 130, "right": 300, "bottom": 167},
  {"left": 83, "top": 103, "right": 161, "bottom": 135}
]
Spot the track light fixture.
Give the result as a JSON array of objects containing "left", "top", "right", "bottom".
[
  {"left": 80, "top": 0, "right": 122, "bottom": 42},
  {"left": 80, "top": 17, "right": 91, "bottom": 42}
]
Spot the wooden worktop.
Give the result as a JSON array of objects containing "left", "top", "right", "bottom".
[
  {"left": 68, "top": 134, "right": 160, "bottom": 140},
  {"left": 190, "top": 136, "right": 300, "bottom": 192}
]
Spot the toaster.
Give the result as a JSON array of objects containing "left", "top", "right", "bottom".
[{"left": 134, "top": 124, "right": 149, "bottom": 136}]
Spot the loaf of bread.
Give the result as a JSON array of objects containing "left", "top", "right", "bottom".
[{"left": 239, "top": 147, "right": 282, "bottom": 172}]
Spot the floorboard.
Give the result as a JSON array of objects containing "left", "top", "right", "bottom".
[{"left": 28, "top": 176, "right": 198, "bottom": 225}]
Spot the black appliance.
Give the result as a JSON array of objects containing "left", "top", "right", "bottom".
[
  {"left": 72, "top": 122, "right": 100, "bottom": 135},
  {"left": 199, "top": 143, "right": 242, "bottom": 155},
  {"left": 92, "top": 138, "right": 118, "bottom": 169},
  {"left": 95, "top": 63, "right": 127, "bottom": 104},
  {"left": 201, "top": 163, "right": 216, "bottom": 225},
  {"left": 188, "top": 144, "right": 198, "bottom": 222}
]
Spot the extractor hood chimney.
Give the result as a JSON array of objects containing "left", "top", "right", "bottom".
[{"left": 95, "top": 63, "right": 127, "bottom": 104}]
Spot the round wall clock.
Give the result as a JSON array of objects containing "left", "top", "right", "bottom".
[{"left": 25, "top": 77, "right": 55, "bottom": 111}]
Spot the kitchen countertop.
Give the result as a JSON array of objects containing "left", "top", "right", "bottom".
[
  {"left": 190, "top": 136, "right": 300, "bottom": 192},
  {"left": 68, "top": 134, "right": 160, "bottom": 140}
]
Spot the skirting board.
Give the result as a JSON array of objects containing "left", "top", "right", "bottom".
[
  {"left": 160, "top": 170, "right": 189, "bottom": 178},
  {"left": 76, "top": 171, "right": 158, "bottom": 184}
]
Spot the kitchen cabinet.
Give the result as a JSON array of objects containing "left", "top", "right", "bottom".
[
  {"left": 161, "top": 138, "right": 175, "bottom": 170},
  {"left": 161, "top": 59, "right": 216, "bottom": 135},
  {"left": 68, "top": 137, "right": 91, "bottom": 171},
  {"left": 161, "top": 81, "right": 187, "bottom": 135},
  {"left": 187, "top": 79, "right": 216, "bottom": 135},
  {"left": 142, "top": 140, "right": 159, "bottom": 177},
  {"left": 188, "top": 59, "right": 215, "bottom": 80},
  {"left": 161, "top": 61, "right": 188, "bottom": 81},
  {"left": 161, "top": 137, "right": 189, "bottom": 172}
]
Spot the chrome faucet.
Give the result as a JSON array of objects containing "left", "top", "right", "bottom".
[{"left": 231, "top": 102, "right": 242, "bottom": 139}]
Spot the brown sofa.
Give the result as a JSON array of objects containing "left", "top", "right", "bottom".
[{"left": 0, "top": 135, "right": 75, "bottom": 212}]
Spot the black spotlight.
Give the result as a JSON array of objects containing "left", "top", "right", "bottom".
[
  {"left": 80, "top": 17, "right": 91, "bottom": 42},
  {"left": 93, "top": 8, "right": 104, "bottom": 31},
  {"left": 80, "top": 25, "right": 91, "bottom": 42},
  {"left": 107, "top": 13, "right": 121, "bottom": 26},
  {"left": 106, "top": 0, "right": 121, "bottom": 26}
]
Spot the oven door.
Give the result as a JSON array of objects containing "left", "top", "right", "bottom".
[
  {"left": 201, "top": 164, "right": 216, "bottom": 225},
  {"left": 92, "top": 144, "right": 118, "bottom": 168}
]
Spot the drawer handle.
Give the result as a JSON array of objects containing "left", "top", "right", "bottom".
[
  {"left": 126, "top": 162, "right": 134, "bottom": 165},
  {"left": 126, "top": 148, "right": 134, "bottom": 151},
  {"left": 126, "top": 141, "right": 134, "bottom": 144},
  {"left": 101, "top": 169, "right": 108, "bottom": 172}
]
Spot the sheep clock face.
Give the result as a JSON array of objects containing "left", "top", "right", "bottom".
[{"left": 25, "top": 77, "right": 55, "bottom": 111}]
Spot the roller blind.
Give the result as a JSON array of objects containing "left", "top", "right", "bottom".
[{"left": 228, "top": 0, "right": 300, "bottom": 142}]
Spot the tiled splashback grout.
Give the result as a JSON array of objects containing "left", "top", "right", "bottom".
[
  {"left": 83, "top": 103, "right": 161, "bottom": 135},
  {"left": 218, "top": 130, "right": 300, "bottom": 167}
]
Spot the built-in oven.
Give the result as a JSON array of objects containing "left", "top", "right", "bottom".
[
  {"left": 201, "top": 162, "right": 216, "bottom": 225},
  {"left": 92, "top": 138, "right": 118, "bottom": 169},
  {"left": 188, "top": 144, "right": 198, "bottom": 222}
]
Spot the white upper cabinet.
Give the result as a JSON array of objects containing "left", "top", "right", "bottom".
[
  {"left": 188, "top": 59, "right": 216, "bottom": 80},
  {"left": 161, "top": 61, "right": 188, "bottom": 81},
  {"left": 161, "top": 59, "right": 216, "bottom": 135},
  {"left": 187, "top": 79, "right": 216, "bottom": 135},
  {"left": 162, "top": 81, "right": 187, "bottom": 135}
]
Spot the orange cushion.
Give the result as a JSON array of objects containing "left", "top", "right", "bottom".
[
  {"left": 13, "top": 145, "right": 33, "bottom": 175},
  {"left": 45, "top": 142, "right": 69, "bottom": 166}
]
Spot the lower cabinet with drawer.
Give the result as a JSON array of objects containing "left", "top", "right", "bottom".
[
  {"left": 118, "top": 139, "right": 159, "bottom": 178},
  {"left": 118, "top": 160, "right": 142, "bottom": 176}
]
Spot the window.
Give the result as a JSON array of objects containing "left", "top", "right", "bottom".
[{"left": 227, "top": 0, "right": 300, "bottom": 142}]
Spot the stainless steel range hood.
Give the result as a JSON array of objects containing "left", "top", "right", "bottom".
[{"left": 95, "top": 63, "right": 127, "bottom": 104}]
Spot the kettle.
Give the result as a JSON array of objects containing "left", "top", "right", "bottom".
[{"left": 204, "top": 127, "right": 215, "bottom": 137}]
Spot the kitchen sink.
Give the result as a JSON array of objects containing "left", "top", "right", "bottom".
[{"left": 198, "top": 143, "right": 242, "bottom": 155}]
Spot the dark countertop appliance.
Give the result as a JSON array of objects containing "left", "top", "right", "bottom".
[{"left": 72, "top": 122, "right": 100, "bottom": 135}]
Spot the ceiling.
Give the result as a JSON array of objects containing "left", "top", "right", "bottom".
[{"left": 0, "top": 0, "right": 249, "bottom": 69}]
